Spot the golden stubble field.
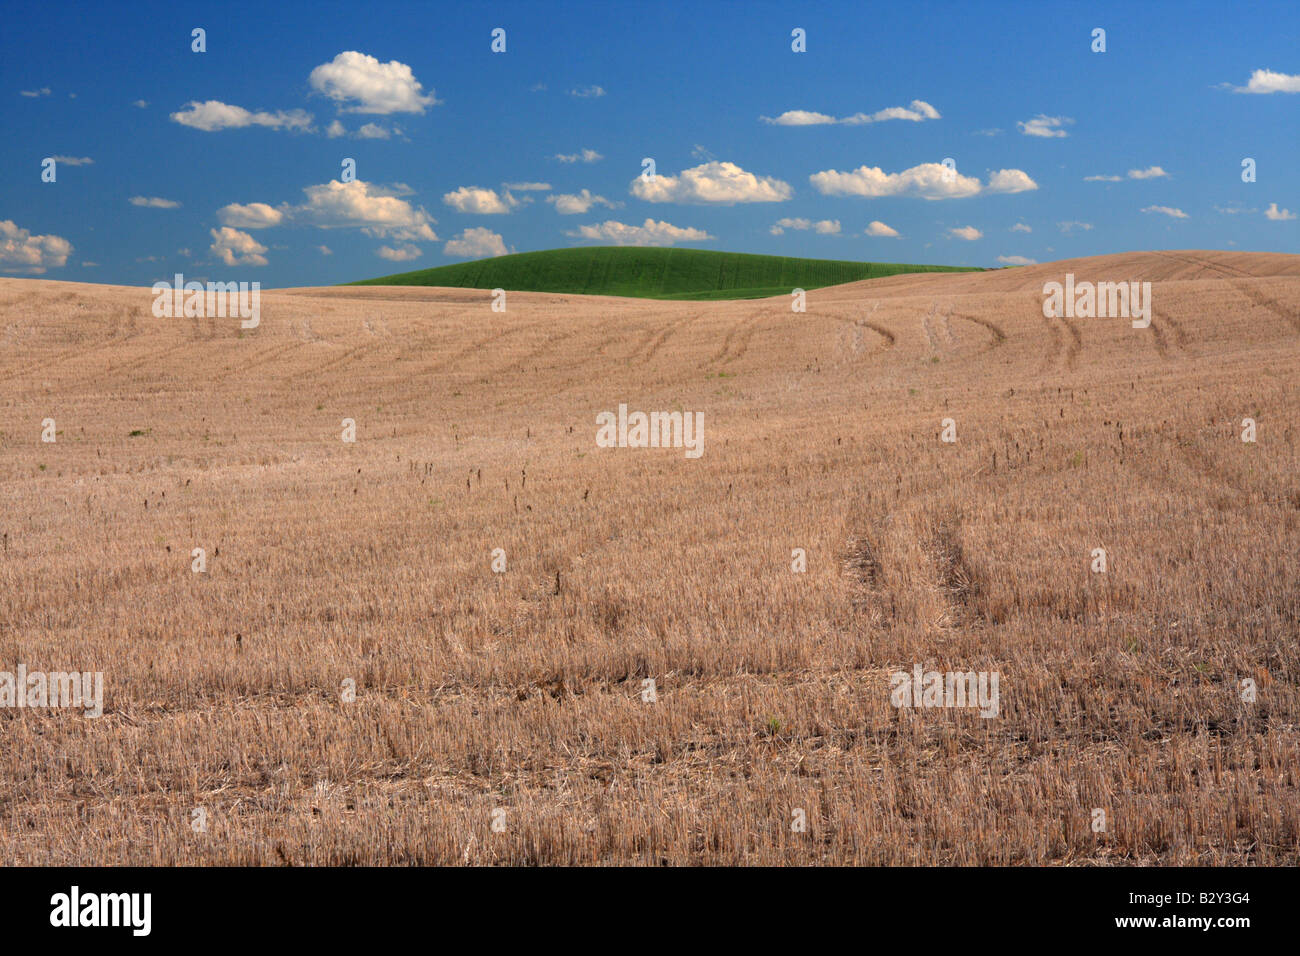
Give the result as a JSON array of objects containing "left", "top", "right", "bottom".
[{"left": 0, "top": 249, "right": 1297, "bottom": 865}]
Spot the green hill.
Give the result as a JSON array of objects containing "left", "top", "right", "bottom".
[{"left": 347, "top": 247, "right": 982, "bottom": 300}]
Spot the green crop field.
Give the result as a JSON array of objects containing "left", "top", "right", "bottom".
[{"left": 347, "top": 246, "right": 983, "bottom": 300}]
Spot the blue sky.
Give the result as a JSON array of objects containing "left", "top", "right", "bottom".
[{"left": 2, "top": 0, "right": 1297, "bottom": 288}]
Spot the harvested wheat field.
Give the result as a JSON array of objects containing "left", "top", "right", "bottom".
[{"left": 0, "top": 249, "right": 1297, "bottom": 865}]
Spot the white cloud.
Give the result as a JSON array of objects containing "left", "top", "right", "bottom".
[
  {"left": 948, "top": 226, "right": 983, "bottom": 240},
  {"left": 1057, "top": 221, "right": 1093, "bottom": 233},
  {"left": 171, "top": 100, "right": 313, "bottom": 132},
  {"left": 503, "top": 181, "right": 552, "bottom": 191},
  {"left": 1017, "top": 115, "right": 1073, "bottom": 138},
  {"left": 376, "top": 244, "right": 422, "bottom": 262},
  {"left": 864, "top": 220, "right": 900, "bottom": 237},
  {"left": 770, "top": 218, "right": 841, "bottom": 235},
  {"left": 761, "top": 109, "right": 836, "bottom": 126},
  {"left": 309, "top": 51, "right": 437, "bottom": 114},
  {"left": 0, "top": 220, "right": 73, "bottom": 273},
  {"left": 443, "top": 186, "right": 520, "bottom": 214},
  {"left": 810, "top": 162, "right": 1036, "bottom": 199},
  {"left": 997, "top": 255, "right": 1037, "bottom": 265},
  {"left": 1087, "top": 166, "right": 1169, "bottom": 182},
  {"left": 444, "top": 227, "right": 508, "bottom": 258},
  {"left": 555, "top": 148, "right": 603, "bottom": 163},
  {"left": 761, "top": 99, "right": 940, "bottom": 125},
  {"left": 1227, "top": 69, "right": 1300, "bottom": 94},
  {"left": 296, "top": 180, "right": 437, "bottom": 240},
  {"left": 50, "top": 155, "right": 93, "bottom": 166},
  {"left": 326, "top": 119, "right": 346, "bottom": 138},
  {"left": 217, "top": 202, "right": 286, "bottom": 229},
  {"left": 209, "top": 227, "right": 268, "bottom": 266},
  {"left": 985, "top": 169, "right": 1038, "bottom": 194},
  {"left": 1010, "top": 222, "right": 1032, "bottom": 233},
  {"left": 1214, "top": 203, "right": 1256, "bottom": 215},
  {"left": 632, "top": 161, "right": 792, "bottom": 204},
  {"left": 972, "top": 128, "right": 1003, "bottom": 137},
  {"left": 129, "top": 196, "right": 181, "bottom": 209},
  {"left": 1141, "top": 205, "right": 1188, "bottom": 219},
  {"left": 318, "top": 245, "right": 333, "bottom": 255},
  {"left": 133, "top": 99, "right": 148, "bottom": 108},
  {"left": 548, "top": 189, "right": 618, "bottom": 214},
  {"left": 568, "top": 218, "right": 713, "bottom": 246},
  {"left": 568, "top": 85, "right": 605, "bottom": 98},
  {"left": 20, "top": 87, "right": 51, "bottom": 98},
  {"left": 1265, "top": 203, "right": 1297, "bottom": 221},
  {"left": 355, "top": 122, "right": 393, "bottom": 139}
]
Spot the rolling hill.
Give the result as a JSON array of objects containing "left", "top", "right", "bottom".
[
  {"left": 347, "top": 246, "right": 983, "bottom": 299},
  {"left": 3, "top": 250, "right": 1298, "bottom": 865}
]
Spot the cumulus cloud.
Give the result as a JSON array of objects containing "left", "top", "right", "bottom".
[
  {"left": 129, "top": 196, "right": 181, "bottom": 209},
  {"left": 761, "top": 109, "right": 836, "bottom": 126},
  {"left": 1086, "top": 166, "right": 1169, "bottom": 182},
  {"left": 318, "top": 245, "right": 333, "bottom": 255},
  {"left": 568, "top": 218, "right": 713, "bottom": 246},
  {"left": 761, "top": 100, "right": 940, "bottom": 126},
  {"left": 0, "top": 220, "right": 73, "bottom": 273},
  {"left": 209, "top": 227, "right": 268, "bottom": 266},
  {"left": 217, "top": 202, "right": 286, "bottom": 229},
  {"left": 555, "top": 148, "right": 602, "bottom": 163},
  {"left": 1225, "top": 69, "right": 1300, "bottom": 94},
  {"left": 986, "top": 169, "right": 1038, "bottom": 194},
  {"left": 1265, "top": 203, "right": 1297, "bottom": 221},
  {"left": 547, "top": 189, "right": 618, "bottom": 214},
  {"left": 1010, "top": 222, "right": 1032, "bottom": 232},
  {"left": 864, "top": 220, "right": 900, "bottom": 237},
  {"left": 631, "top": 161, "right": 792, "bottom": 204},
  {"left": 20, "top": 87, "right": 52, "bottom": 97},
  {"left": 133, "top": 99, "right": 148, "bottom": 108},
  {"left": 770, "top": 218, "right": 840, "bottom": 235},
  {"left": 948, "top": 225, "right": 983, "bottom": 240},
  {"left": 296, "top": 180, "right": 437, "bottom": 239},
  {"left": 171, "top": 100, "right": 313, "bottom": 132},
  {"left": 224, "top": 180, "right": 437, "bottom": 242},
  {"left": 568, "top": 85, "right": 605, "bottom": 98},
  {"left": 443, "top": 186, "right": 520, "bottom": 214},
  {"left": 1057, "top": 221, "right": 1093, "bottom": 233},
  {"left": 356, "top": 122, "right": 395, "bottom": 139},
  {"left": 309, "top": 51, "right": 437, "bottom": 114},
  {"left": 504, "top": 181, "right": 552, "bottom": 191},
  {"left": 444, "top": 227, "right": 508, "bottom": 258},
  {"left": 810, "top": 162, "right": 1036, "bottom": 199},
  {"left": 376, "top": 244, "right": 422, "bottom": 262},
  {"left": 1141, "top": 205, "right": 1188, "bottom": 219},
  {"left": 997, "top": 255, "right": 1037, "bottom": 265},
  {"left": 1017, "top": 114, "right": 1073, "bottom": 138},
  {"left": 326, "top": 120, "right": 346, "bottom": 138}
]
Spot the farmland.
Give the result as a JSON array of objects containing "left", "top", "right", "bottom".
[
  {"left": 349, "top": 246, "right": 982, "bottom": 299},
  {"left": 0, "top": 249, "right": 1297, "bottom": 865}
]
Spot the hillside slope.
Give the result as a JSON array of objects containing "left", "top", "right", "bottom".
[
  {"left": 1, "top": 249, "right": 1298, "bottom": 865},
  {"left": 347, "top": 245, "right": 981, "bottom": 299}
]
